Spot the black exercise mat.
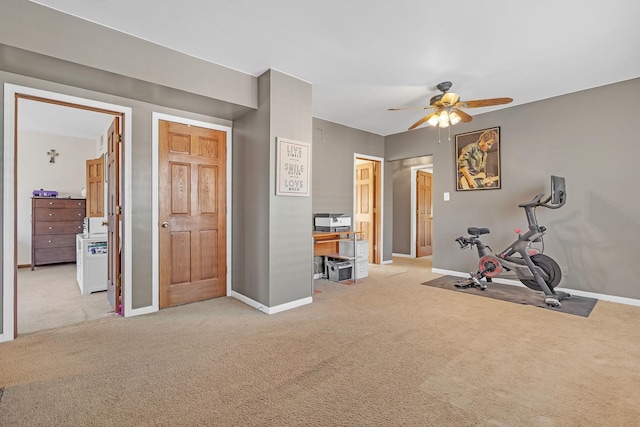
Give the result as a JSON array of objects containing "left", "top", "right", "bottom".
[{"left": 422, "top": 276, "right": 597, "bottom": 317}]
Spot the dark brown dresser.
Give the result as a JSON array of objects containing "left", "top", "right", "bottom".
[{"left": 31, "top": 197, "right": 86, "bottom": 270}]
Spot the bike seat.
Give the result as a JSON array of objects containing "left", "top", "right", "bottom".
[{"left": 468, "top": 227, "right": 490, "bottom": 236}]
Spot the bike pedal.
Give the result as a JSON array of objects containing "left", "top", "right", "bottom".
[
  {"left": 455, "top": 279, "right": 474, "bottom": 289},
  {"left": 545, "top": 297, "right": 561, "bottom": 308}
]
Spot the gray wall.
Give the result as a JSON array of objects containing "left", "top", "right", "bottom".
[
  {"left": 233, "top": 70, "right": 314, "bottom": 307},
  {"left": 391, "top": 156, "right": 433, "bottom": 254},
  {"left": 232, "top": 78, "right": 271, "bottom": 304},
  {"left": 386, "top": 78, "right": 640, "bottom": 300},
  {"left": 268, "top": 71, "right": 314, "bottom": 306},
  {"left": 311, "top": 118, "right": 385, "bottom": 221}
]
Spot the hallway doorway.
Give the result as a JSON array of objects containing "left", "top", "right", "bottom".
[
  {"left": 354, "top": 155, "right": 383, "bottom": 264},
  {"left": 2, "top": 84, "right": 132, "bottom": 342}
]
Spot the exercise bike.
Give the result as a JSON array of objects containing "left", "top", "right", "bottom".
[{"left": 454, "top": 176, "right": 569, "bottom": 307}]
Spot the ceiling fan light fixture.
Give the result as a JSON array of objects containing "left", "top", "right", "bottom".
[
  {"left": 449, "top": 111, "right": 461, "bottom": 125},
  {"left": 438, "top": 110, "right": 450, "bottom": 127},
  {"left": 427, "top": 115, "right": 439, "bottom": 127}
]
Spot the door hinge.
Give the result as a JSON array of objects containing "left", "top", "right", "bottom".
[
  {"left": 116, "top": 277, "right": 121, "bottom": 286},
  {"left": 117, "top": 133, "right": 122, "bottom": 143},
  {"left": 116, "top": 205, "right": 122, "bottom": 215}
]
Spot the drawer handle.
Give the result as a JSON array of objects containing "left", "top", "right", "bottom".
[
  {"left": 48, "top": 240, "right": 52, "bottom": 243},
  {"left": 49, "top": 227, "right": 53, "bottom": 230},
  {"left": 78, "top": 213, "right": 82, "bottom": 216},
  {"left": 49, "top": 213, "right": 53, "bottom": 216}
]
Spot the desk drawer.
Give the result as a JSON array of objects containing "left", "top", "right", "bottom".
[{"left": 339, "top": 240, "right": 369, "bottom": 259}]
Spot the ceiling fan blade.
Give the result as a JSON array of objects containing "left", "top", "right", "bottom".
[
  {"left": 441, "top": 92, "right": 460, "bottom": 105},
  {"left": 408, "top": 112, "right": 437, "bottom": 131},
  {"left": 460, "top": 97, "right": 513, "bottom": 108},
  {"left": 452, "top": 108, "right": 473, "bottom": 122},
  {"left": 388, "top": 106, "right": 432, "bottom": 111}
]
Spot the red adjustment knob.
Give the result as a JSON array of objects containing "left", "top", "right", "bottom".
[{"left": 515, "top": 228, "right": 521, "bottom": 233}]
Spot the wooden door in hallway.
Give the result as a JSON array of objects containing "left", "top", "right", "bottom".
[
  {"left": 106, "top": 117, "right": 121, "bottom": 311},
  {"left": 86, "top": 156, "right": 104, "bottom": 217},
  {"left": 356, "top": 161, "right": 376, "bottom": 263},
  {"left": 416, "top": 170, "right": 432, "bottom": 257},
  {"left": 159, "top": 120, "right": 227, "bottom": 308}
]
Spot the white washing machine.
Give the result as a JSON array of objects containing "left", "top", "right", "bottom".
[{"left": 76, "top": 234, "right": 108, "bottom": 295}]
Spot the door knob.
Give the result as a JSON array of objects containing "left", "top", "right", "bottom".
[
  {"left": 161, "top": 222, "right": 169, "bottom": 228},
  {"left": 102, "top": 221, "right": 108, "bottom": 226}
]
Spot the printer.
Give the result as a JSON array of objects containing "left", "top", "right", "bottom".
[{"left": 314, "top": 213, "right": 351, "bottom": 232}]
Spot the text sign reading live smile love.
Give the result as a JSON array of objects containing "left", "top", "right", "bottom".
[{"left": 276, "top": 137, "right": 310, "bottom": 197}]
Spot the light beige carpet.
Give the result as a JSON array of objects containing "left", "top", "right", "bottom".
[
  {"left": 1, "top": 257, "right": 640, "bottom": 426},
  {"left": 17, "top": 263, "right": 113, "bottom": 335}
]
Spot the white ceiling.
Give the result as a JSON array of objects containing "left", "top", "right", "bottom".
[
  {"left": 18, "top": 98, "right": 115, "bottom": 140},
  {"left": 30, "top": 0, "right": 640, "bottom": 136}
]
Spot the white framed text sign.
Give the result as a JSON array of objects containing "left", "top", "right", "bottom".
[{"left": 276, "top": 137, "right": 310, "bottom": 197}]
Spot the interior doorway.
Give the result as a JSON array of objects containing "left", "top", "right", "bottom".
[
  {"left": 354, "top": 155, "right": 383, "bottom": 264},
  {"left": 411, "top": 165, "right": 433, "bottom": 258},
  {"left": 151, "top": 112, "right": 233, "bottom": 313},
  {"left": 2, "top": 84, "right": 132, "bottom": 342},
  {"left": 416, "top": 170, "right": 433, "bottom": 257}
]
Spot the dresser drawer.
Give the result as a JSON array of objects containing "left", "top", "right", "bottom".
[
  {"left": 34, "top": 221, "right": 83, "bottom": 235},
  {"left": 65, "top": 199, "right": 86, "bottom": 209},
  {"left": 34, "top": 198, "right": 86, "bottom": 209},
  {"left": 34, "top": 246, "right": 76, "bottom": 264},
  {"left": 34, "top": 208, "right": 85, "bottom": 222},
  {"left": 33, "top": 234, "right": 77, "bottom": 249}
]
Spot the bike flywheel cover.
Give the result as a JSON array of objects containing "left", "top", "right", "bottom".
[{"left": 478, "top": 255, "right": 502, "bottom": 278}]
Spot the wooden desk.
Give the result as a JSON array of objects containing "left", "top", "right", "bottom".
[
  {"left": 313, "top": 231, "right": 364, "bottom": 282},
  {"left": 313, "top": 231, "right": 363, "bottom": 257}
]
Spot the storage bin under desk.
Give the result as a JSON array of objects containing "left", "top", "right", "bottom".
[{"left": 313, "top": 231, "right": 365, "bottom": 279}]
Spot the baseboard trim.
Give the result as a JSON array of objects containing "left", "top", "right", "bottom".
[
  {"left": 127, "top": 305, "right": 156, "bottom": 317},
  {"left": 392, "top": 253, "right": 412, "bottom": 258},
  {"left": 231, "top": 291, "right": 313, "bottom": 314},
  {"left": 431, "top": 268, "right": 640, "bottom": 307}
]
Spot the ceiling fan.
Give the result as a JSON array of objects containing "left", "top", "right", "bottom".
[{"left": 389, "top": 81, "right": 513, "bottom": 131}]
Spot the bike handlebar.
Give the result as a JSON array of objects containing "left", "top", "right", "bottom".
[{"left": 518, "top": 193, "right": 566, "bottom": 210}]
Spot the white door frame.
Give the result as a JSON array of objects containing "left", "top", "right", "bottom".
[
  {"left": 151, "top": 113, "right": 233, "bottom": 312},
  {"left": 353, "top": 153, "right": 384, "bottom": 264},
  {"left": 2, "top": 83, "right": 133, "bottom": 342}
]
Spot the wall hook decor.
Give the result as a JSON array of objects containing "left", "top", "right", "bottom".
[{"left": 47, "top": 149, "right": 59, "bottom": 163}]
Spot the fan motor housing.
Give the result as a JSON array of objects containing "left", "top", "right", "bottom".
[{"left": 437, "top": 81, "right": 453, "bottom": 92}]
